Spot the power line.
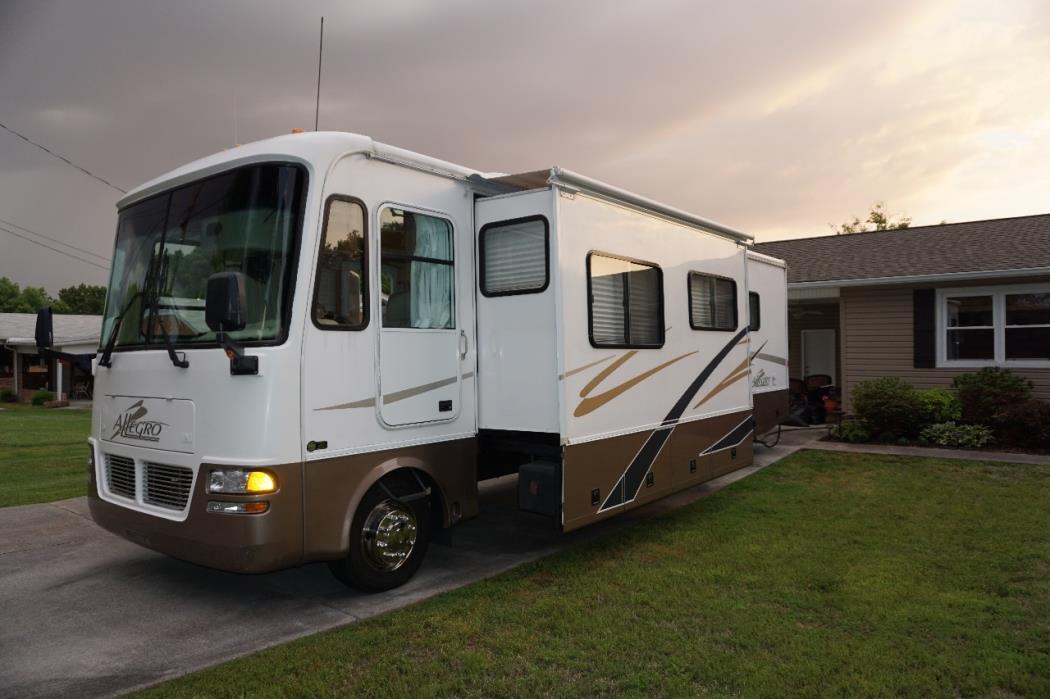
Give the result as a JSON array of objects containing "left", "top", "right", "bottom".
[
  {"left": 0, "top": 224, "right": 110, "bottom": 272},
  {"left": 0, "top": 120, "right": 127, "bottom": 194},
  {"left": 0, "top": 216, "right": 109, "bottom": 262}
]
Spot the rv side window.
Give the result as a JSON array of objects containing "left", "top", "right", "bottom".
[
  {"left": 588, "top": 252, "right": 664, "bottom": 348},
  {"left": 380, "top": 207, "right": 455, "bottom": 329},
  {"left": 749, "top": 292, "right": 761, "bottom": 332},
  {"left": 688, "top": 272, "right": 737, "bottom": 331},
  {"left": 479, "top": 216, "right": 549, "bottom": 296},
  {"left": 312, "top": 197, "right": 368, "bottom": 330}
]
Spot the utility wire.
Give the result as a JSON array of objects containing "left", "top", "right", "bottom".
[
  {"left": 0, "top": 120, "right": 127, "bottom": 194},
  {"left": 0, "top": 224, "right": 110, "bottom": 272},
  {"left": 0, "top": 216, "right": 109, "bottom": 262}
]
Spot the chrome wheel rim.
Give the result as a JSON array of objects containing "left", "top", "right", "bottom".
[{"left": 361, "top": 499, "right": 418, "bottom": 572}]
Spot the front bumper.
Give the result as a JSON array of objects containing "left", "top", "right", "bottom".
[{"left": 88, "top": 458, "right": 304, "bottom": 574}]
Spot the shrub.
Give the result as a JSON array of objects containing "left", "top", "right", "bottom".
[
  {"left": 830, "top": 421, "right": 870, "bottom": 443},
  {"left": 993, "top": 400, "right": 1050, "bottom": 450},
  {"left": 852, "top": 377, "right": 923, "bottom": 438},
  {"left": 0, "top": 388, "right": 16, "bottom": 403},
  {"left": 920, "top": 422, "right": 995, "bottom": 449},
  {"left": 916, "top": 388, "right": 961, "bottom": 425},
  {"left": 952, "top": 368, "right": 1033, "bottom": 429},
  {"left": 31, "top": 390, "right": 54, "bottom": 406}
]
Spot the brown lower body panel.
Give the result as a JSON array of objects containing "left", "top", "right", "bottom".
[
  {"left": 89, "top": 461, "right": 305, "bottom": 574},
  {"left": 563, "top": 409, "right": 754, "bottom": 532},
  {"left": 89, "top": 437, "right": 479, "bottom": 574},
  {"left": 752, "top": 389, "right": 789, "bottom": 436}
]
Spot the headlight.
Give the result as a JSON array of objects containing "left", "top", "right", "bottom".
[{"left": 208, "top": 469, "right": 277, "bottom": 494}]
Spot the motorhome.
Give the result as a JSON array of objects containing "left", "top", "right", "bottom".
[
  {"left": 43, "top": 132, "right": 787, "bottom": 591},
  {"left": 745, "top": 251, "right": 789, "bottom": 435}
]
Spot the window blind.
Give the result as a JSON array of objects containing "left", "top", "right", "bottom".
[{"left": 481, "top": 218, "right": 547, "bottom": 295}]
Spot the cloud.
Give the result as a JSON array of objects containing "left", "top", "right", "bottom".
[{"left": 0, "top": 0, "right": 1048, "bottom": 290}]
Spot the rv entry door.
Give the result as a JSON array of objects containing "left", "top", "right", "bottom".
[{"left": 377, "top": 205, "right": 463, "bottom": 426}]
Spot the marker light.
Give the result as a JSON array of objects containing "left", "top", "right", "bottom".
[
  {"left": 208, "top": 469, "right": 277, "bottom": 494},
  {"left": 207, "top": 501, "right": 269, "bottom": 514}
]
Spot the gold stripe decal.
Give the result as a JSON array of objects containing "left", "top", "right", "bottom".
[
  {"left": 756, "top": 352, "right": 787, "bottom": 366},
  {"left": 559, "top": 354, "right": 617, "bottom": 381},
  {"left": 691, "top": 342, "right": 766, "bottom": 409},
  {"left": 316, "top": 372, "right": 475, "bottom": 411},
  {"left": 573, "top": 351, "right": 697, "bottom": 418}
]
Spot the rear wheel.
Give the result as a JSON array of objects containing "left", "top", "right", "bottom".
[{"left": 329, "top": 480, "right": 431, "bottom": 592}]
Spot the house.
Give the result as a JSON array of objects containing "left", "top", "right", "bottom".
[
  {"left": 754, "top": 214, "right": 1050, "bottom": 409},
  {"left": 0, "top": 313, "right": 100, "bottom": 401}
]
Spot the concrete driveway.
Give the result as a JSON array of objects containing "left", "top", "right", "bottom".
[{"left": 0, "top": 429, "right": 821, "bottom": 698}]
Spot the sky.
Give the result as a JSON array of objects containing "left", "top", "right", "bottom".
[{"left": 1, "top": 0, "right": 1049, "bottom": 293}]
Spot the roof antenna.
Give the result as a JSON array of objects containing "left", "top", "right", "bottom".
[{"left": 314, "top": 16, "right": 324, "bottom": 131}]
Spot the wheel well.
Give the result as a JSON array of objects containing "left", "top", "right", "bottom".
[{"left": 376, "top": 468, "right": 446, "bottom": 532}]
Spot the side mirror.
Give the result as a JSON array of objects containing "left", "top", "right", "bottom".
[
  {"left": 205, "top": 272, "right": 247, "bottom": 332},
  {"left": 35, "top": 307, "right": 54, "bottom": 349}
]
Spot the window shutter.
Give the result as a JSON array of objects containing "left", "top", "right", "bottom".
[
  {"left": 913, "top": 288, "right": 936, "bottom": 368},
  {"left": 481, "top": 219, "right": 547, "bottom": 294},
  {"left": 591, "top": 272, "right": 626, "bottom": 345}
]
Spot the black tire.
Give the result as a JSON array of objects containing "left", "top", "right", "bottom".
[{"left": 329, "top": 480, "right": 431, "bottom": 592}]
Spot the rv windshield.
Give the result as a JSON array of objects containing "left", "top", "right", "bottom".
[{"left": 101, "top": 163, "right": 307, "bottom": 352}]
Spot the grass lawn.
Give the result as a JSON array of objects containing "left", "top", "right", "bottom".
[
  {"left": 140, "top": 451, "right": 1050, "bottom": 698},
  {"left": 0, "top": 403, "right": 91, "bottom": 507}
]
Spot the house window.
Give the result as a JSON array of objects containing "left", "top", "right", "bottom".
[
  {"left": 380, "top": 207, "right": 455, "bottom": 329},
  {"left": 689, "top": 272, "right": 737, "bottom": 331},
  {"left": 748, "top": 292, "right": 761, "bottom": 332},
  {"left": 312, "top": 197, "right": 367, "bottom": 330},
  {"left": 1005, "top": 292, "right": 1050, "bottom": 359},
  {"left": 938, "top": 284, "right": 1050, "bottom": 366},
  {"left": 479, "top": 216, "right": 549, "bottom": 296},
  {"left": 588, "top": 252, "right": 663, "bottom": 348}
]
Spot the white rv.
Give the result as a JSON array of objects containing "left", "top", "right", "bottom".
[
  {"left": 745, "top": 251, "right": 789, "bottom": 435},
  {"left": 54, "top": 132, "right": 787, "bottom": 591}
]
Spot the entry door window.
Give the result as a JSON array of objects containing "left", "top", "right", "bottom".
[{"left": 380, "top": 208, "right": 454, "bottom": 329}]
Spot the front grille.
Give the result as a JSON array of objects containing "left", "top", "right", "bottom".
[
  {"left": 143, "top": 462, "right": 193, "bottom": 510},
  {"left": 106, "top": 454, "right": 136, "bottom": 499}
]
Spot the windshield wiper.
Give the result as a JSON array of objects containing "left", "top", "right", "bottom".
[
  {"left": 146, "top": 294, "right": 189, "bottom": 369},
  {"left": 98, "top": 291, "right": 144, "bottom": 368}
]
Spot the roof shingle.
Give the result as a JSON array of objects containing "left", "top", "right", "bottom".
[{"left": 754, "top": 214, "right": 1050, "bottom": 284}]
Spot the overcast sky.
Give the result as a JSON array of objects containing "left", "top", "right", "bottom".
[{"left": 2, "top": 0, "right": 1049, "bottom": 293}]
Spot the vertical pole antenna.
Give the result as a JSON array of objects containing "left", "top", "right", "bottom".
[{"left": 315, "top": 16, "right": 324, "bottom": 131}]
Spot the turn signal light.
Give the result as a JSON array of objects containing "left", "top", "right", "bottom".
[
  {"left": 208, "top": 469, "right": 278, "bottom": 494},
  {"left": 207, "top": 501, "right": 269, "bottom": 515},
  {"left": 246, "top": 471, "right": 276, "bottom": 493}
]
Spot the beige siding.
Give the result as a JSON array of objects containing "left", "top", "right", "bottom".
[
  {"left": 787, "top": 302, "right": 840, "bottom": 385},
  {"left": 840, "top": 277, "right": 1050, "bottom": 409}
]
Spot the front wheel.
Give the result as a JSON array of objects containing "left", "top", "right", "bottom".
[{"left": 329, "top": 482, "right": 431, "bottom": 592}]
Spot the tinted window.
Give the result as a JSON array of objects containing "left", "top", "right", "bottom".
[
  {"left": 313, "top": 198, "right": 367, "bottom": 329},
  {"left": 588, "top": 253, "right": 663, "bottom": 348},
  {"left": 749, "top": 292, "right": 761, "bottom": 332},
  {"left": 480, "top": 216, "right": 548, "bottom": 296},
  {"left": 689, "top": 273, "right": 737, "bottom": 331},
  {"left": 380, "top": 208, "right": 454, "bottom": 329}
]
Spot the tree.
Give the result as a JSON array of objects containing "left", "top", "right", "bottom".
[
  {"left": 0, "top": 276, "right": 106, "bottom": 314},
  {"left": 833, "top": 202, "right": 911, "bottom": 234},
  {"left": 55, "top": 284, "right": 107, "bottom": 314}
]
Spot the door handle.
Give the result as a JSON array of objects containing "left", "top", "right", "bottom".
[{"left": 459, "top": 330, "right": 468, "bottom": 359}]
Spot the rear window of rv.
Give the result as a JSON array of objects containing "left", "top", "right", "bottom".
[
  {"left": 689, "top": 272, "right": 737, "bottom": 331},
  {"left": 749, "top": 292, "right": 761, "bottom": 331},
  {"left": 588, "top": 253, "right": 664, "bottom": 348},
  {"left": 479, "top": 216, "right": 549, "bottom": 296}
]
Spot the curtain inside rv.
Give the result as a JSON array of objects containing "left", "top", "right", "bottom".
[{"left": 380, "top": 209, "right": 454, "bottom": 329}]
